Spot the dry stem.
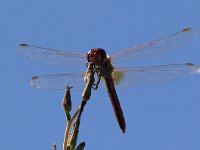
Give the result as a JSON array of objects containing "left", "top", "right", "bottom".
[{"left": 63, "top": 107, "right": 81, "bottom": 150}]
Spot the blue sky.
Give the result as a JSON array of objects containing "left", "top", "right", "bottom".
[{"left": 1, "top": 0, "right": 200, "bottom": 150}]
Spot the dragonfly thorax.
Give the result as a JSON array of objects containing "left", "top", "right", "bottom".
[{"left": 87, "top": 48, "right": 107, "bottom": 63}]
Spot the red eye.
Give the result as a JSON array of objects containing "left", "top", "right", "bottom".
[
  {"left": 87, "top": 49, "right": 101, "bottom": 63},
  {"left": 87, "top": 48, "right": 107, "bottom": 63}
]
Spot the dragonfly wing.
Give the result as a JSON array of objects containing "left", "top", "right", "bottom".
[
  {"left": 111, "top": 28, "right": 199, "bottom": 64},
  {"left": 112, "top": 63, "right": 200, "bottom": 88},
  {"left": 17, "top": 44, "right": 87, "bottom": 66},
  {"left": 29, "top": 64, "right": 200, "bottom": 90},
  {"left": 30, "top": 73, "right": 87, "bottom": 90}
]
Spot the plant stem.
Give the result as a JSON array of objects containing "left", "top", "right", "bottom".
[{"left": 63, "top": 107, "right": 81, "bottom": 150}]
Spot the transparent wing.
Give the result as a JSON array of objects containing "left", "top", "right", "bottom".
[
  {"left": 30, "top": 73, "right": 87, "bottom": 90},
  {"left": 30, "top": 72, "right": 108, "bottom": 90},
  {"left": 111, "top": 28, "right": 199, "bottom": 64},
  {"left": 29, "top": 64, "right": 200, "bottom": 90},
  {"left": 111, "top": 63, "right": 200, "bottom": 88},
  {"left": 17, "top": 44, "right": 87, "bottom": 66}
]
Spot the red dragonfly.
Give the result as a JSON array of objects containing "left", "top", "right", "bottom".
[{"left": 17, "top": 28, "right": 200, "bottom": 133}]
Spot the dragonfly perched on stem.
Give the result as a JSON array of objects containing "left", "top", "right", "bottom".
[{"left": 17, "top": 28, "right": 200, "bottom": 133}]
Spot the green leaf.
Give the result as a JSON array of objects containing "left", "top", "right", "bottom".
[
  {"left": 69, "top": 118, "right": 80, "bottom": 149},
  {"left": 75, "top": 142, "right": 85, "bottom": 150}
]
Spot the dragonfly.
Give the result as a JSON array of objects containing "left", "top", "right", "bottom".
[{"left": 17, "top": 28, "right": 200, "bottom": 133}]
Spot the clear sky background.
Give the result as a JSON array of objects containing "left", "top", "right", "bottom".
[{"left": 1, "top": 0, "right": 200, "bottom": 150}]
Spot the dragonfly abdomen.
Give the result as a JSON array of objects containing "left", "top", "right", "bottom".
[{"left": 104, "top": 76, "right": 126, "bottom": 133}]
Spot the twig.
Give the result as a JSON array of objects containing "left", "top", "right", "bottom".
[
  {"left": 53, "top": 143, "right": 56, "bottom": 150},
  {"left": 62, "top": 63, "right": 95, "bottom": 150},
  {"left": 63, "top": 107, "right": 81, "bottom": 150}
]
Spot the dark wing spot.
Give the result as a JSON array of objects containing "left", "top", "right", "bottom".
[
  {"left": 32, "top": 76, "right": 39, "bottom": 80},
  {"left": 182, "top": 28, "right": 192, "bottom": 32},
  {"left": 19, "top": 44, "right": 28, "bottom": 47}
]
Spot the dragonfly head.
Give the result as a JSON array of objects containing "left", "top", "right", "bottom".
[{"left": 87, "top": 48, "right": 107, "bottom": 64}]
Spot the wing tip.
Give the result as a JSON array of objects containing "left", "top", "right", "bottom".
[
  {"left": 182, "top": 27, "right": 199, "bottom": 35},
  {"left": 182, "top": 28, "right": 193, "bottom": 32},
  {"left": 32, "top": 76, "right": 39, "bottom": 80},
  {"left": 185, "top": 63, "right": 200, "bottom": 74},
  {"left": 17, "top": 44, "right": 29, "bottom": 53},
  {"left": 30, "top": 76, "right": 40, "bottom": 88},
  {"left": 185, "top": 63, "right": 195, "bottom": 66}
]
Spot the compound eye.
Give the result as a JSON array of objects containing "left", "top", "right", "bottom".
[{"left": 87, "top": 50, "right": 100, "bottom": 62}]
